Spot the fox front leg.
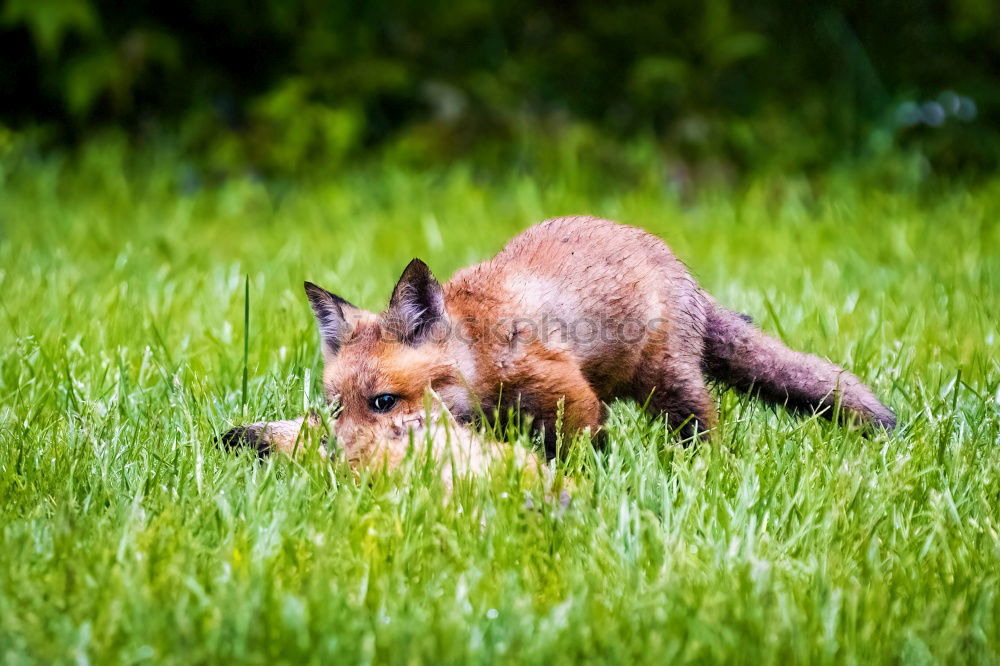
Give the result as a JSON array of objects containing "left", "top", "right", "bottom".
[
  {"left": 219, "top": 413, "right": 328, "bottom": 458},
  {"left": 505, "top": 350, "right": 604, "bottom": 459}
]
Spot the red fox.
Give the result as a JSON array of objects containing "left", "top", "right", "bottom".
[{"left": 223, "top": 216, "right": 895, "bottom": 463}]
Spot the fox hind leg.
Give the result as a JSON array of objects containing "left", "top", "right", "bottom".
[{"left": 637, "top": 364, "right": 717, "bottom": 441}]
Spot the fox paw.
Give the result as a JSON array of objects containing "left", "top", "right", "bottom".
[{"left": 218, "top": 424, "right": 269, "bottom": 457}]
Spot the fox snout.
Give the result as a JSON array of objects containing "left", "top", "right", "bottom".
[{"left": 329, "top": 409, "right": 431, "bottom": 467}]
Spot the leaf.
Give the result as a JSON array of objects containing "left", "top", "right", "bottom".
[
  {"left": 1, "top": 0, "right": 99, "bottom": 56},
  {"left": 711, "top": 32, "right": 767, "bottom": 68},
  {"left": 64, "top": 49, "right": 118, "bottom": 116}
]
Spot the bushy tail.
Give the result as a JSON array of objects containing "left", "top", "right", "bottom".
[{"left": 701, "top": 299, "right": 896, "bottom": 431}]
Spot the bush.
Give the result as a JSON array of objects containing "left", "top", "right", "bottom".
[{"left": 1, "top": 0, "right": 997, "bottom": 173}]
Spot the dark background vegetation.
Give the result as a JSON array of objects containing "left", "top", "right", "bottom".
[{"left": 1, "top": 0, "right": 997, "bottom": 176}]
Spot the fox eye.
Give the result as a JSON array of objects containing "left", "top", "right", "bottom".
[{"left": 369, "top": 393, "right": 398, "bottom": 413}]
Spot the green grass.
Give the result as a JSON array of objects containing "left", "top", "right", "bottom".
[{"left": 0, "top": 143, "right": 998, "bottom": 664}]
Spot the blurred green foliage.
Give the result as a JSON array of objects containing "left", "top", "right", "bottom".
[{"left": 1, "top": 0, "right": 997, "bottom": 174}]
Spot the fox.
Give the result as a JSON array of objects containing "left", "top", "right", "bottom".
[{"left": 222, "top": 215, "right": 895, "bottom": 465}]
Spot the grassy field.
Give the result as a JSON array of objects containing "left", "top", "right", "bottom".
[{"left": 0, "top": 144, "right": 997, "bottom": 664}]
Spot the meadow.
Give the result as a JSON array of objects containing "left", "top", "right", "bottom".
[{"left": 0, "top": 143, "right": 997, "bottom": 664}]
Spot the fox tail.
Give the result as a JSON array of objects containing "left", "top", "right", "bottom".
[{"left": 701, "top": 299, "right": 896, "bottom": 431}]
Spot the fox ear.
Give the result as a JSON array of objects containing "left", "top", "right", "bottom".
[
  {"left": 304, "top": 281, "right": 356, "bottom": 357},
  {"left": 387, "top": 258, "right": 447, "bottom": 344}
]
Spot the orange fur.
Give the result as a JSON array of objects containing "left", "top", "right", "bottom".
[{"left": 224, "top": 216, "right": 895, "bottom": 467}]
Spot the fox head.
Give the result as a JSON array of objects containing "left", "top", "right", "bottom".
[{"left": 304, "top": 259, "right": 473, "bottom": 461}]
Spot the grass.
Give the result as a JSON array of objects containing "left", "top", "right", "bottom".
[{"left": 0, "top": 142, "right": 997, "bottom": 664}]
